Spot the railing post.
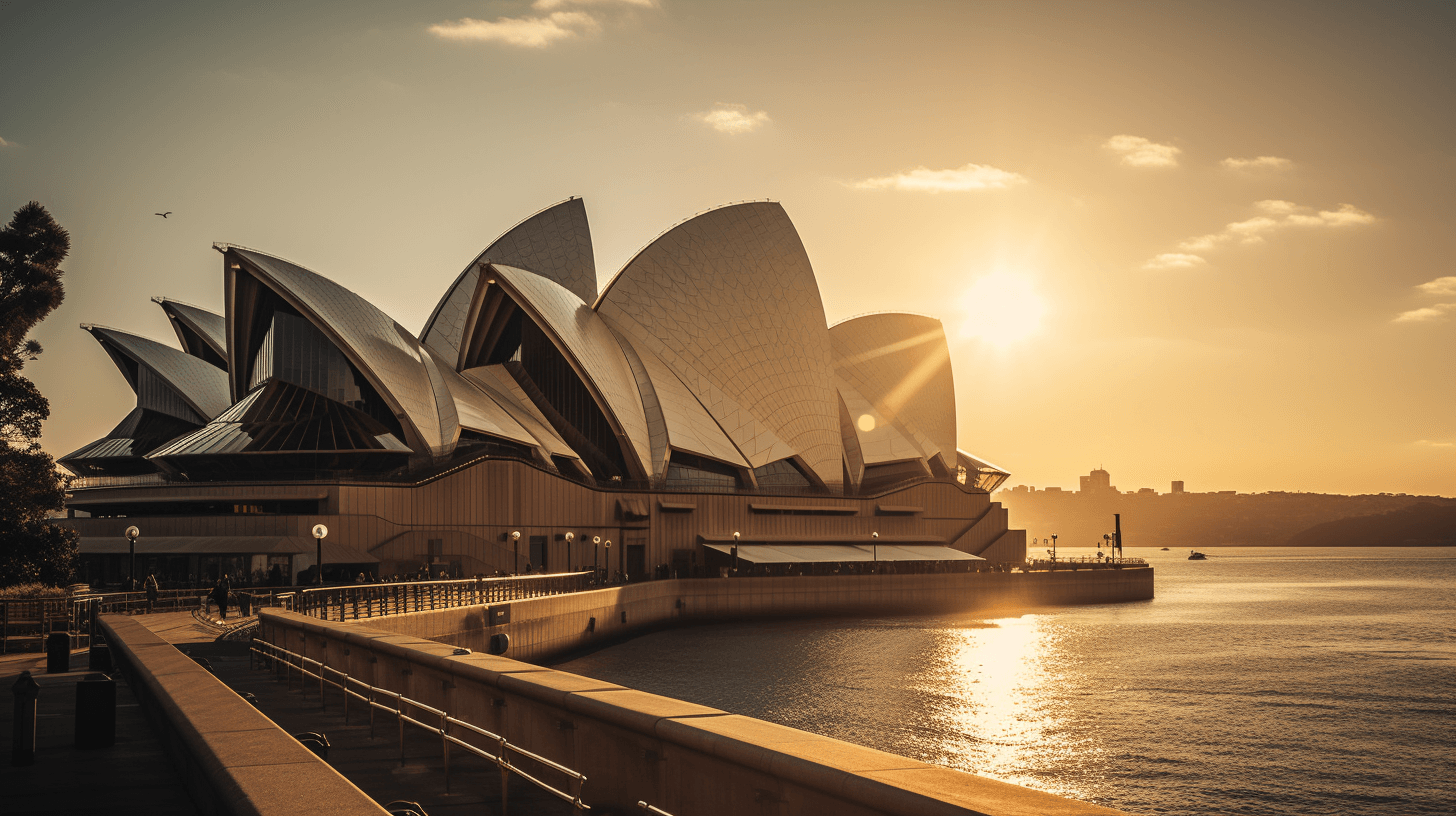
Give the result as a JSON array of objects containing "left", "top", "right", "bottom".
[
  {"left": 499, "top": 736, "right": 511, "bottom": 815},
  {"left": 441, "top": 713, "right": 451, "bottom": 792},
  {"left": 398, "top": 696, "right": 406, "bottom": 766}
]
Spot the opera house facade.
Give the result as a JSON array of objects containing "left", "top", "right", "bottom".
[{"left": 57, "top": 199, "right": 1024, "bottom": 586}]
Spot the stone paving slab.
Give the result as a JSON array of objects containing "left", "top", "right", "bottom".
[{"left": 0, "top": 649, "right": 199, "bottom": 815}]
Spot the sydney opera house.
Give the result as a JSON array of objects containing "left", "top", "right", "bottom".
[{"left": 57, "top": 199, "right": 1024, "bottom": 586}]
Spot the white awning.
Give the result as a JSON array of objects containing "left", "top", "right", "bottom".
[{"left": 703, "top": 543, "right": 983, "bottom": 564}]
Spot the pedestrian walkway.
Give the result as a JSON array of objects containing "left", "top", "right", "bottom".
[
  {"left": 0, "top": 648, "right": 198, "bottom": 815},
  {"left": 196, "top": 641, "right": 577, "bottom": 816}
]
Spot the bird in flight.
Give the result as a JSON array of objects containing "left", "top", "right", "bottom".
[{"left": 155, "top": 212, "right": 172, "bottom": 218}]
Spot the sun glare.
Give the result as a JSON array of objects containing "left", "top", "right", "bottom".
[{"left": 957, "top": 271, "right": 1048, "bottom": 347}]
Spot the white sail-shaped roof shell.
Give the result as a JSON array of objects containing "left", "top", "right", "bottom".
[
  {"left": 830, "top": 313, "right": 957, "bottom": 470},
  {"left": 422, "top": 198, "right": 596, "bottom": 367},
  {"left": 486, "top": 264, "right": 652, "bottom": 479},
  {"left": 595, "top": 202, "right": 842, "bottom": 489},
  {"left": 85, "top": 326, "right": 230, "bottom": 420},
  {"left": 223, "top": 246, "right": 458, "bottom": 456}
]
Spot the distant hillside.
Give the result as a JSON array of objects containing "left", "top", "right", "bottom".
[
  {"left": 1285, "top": 502, "right": 1456, "bottom": 547},
  {"left": 995, "top": 488, "right": 1456, "bottom": 548}
]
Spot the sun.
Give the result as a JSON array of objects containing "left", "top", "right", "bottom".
[{"left": 956, "top": 270, "right": 1048, "bottom": 347}]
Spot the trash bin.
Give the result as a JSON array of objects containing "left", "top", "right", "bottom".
[
  {"left": 47, "top": 631, "right": 71, "bottom": 674},
  {"left": 75, "top": 673, "right": 116, "bottom": 749}
]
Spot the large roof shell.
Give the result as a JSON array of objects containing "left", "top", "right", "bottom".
[
  {"left": 461, "top": 365, "right": 585, "bottom": 465},
  {"left": 829, "top": 313, "right": 957, "bottom": 468},
  {"left": 485, "top": 264, "right": 653, "bottom": 479},
  {"left": 83, "top": 325, "right": 230, "bottom": 420},
  {"left": 222, "top": 246, "right": 457, "bottom": 456},
  {"left": 595, "top": 202, "right": 842, "bottom": 488},
  {"left": 422, "top": 198, "right": 596, "bottom": 366}
]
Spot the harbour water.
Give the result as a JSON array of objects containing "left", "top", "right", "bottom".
[{"left": 557, "top": 547, "right": 1455, "bottom": 815}]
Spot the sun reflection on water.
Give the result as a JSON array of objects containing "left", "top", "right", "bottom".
[{"left": 915, "top": 615, "right": 1093, "bottom": 800}]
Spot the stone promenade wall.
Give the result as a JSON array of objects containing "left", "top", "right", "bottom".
[
  {"left": 364, "top": 568, "right": 1154, "bottom": 663},
  {"left": 100, "top": 615, "right": 388, "bottom": 816},
  {"left": 257, "top": 609, "right": 1127, "bottom": 816}
]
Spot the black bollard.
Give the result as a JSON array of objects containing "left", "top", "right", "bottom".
[
  {"left": 46, "top": 631, "right": 70, "bottom": 674},
  {"left": 12, "top": 671, "right": 39, "bottom": 765}
]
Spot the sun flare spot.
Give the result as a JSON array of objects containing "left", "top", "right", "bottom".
[
  {"left": 857, "top": 414, "right": 876, "bottom": 432},
  {"left": 957, "top": 271, "right": 1047, "bottom": 347}
]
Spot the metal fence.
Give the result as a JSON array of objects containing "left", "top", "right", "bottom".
[
  {"left": 249, "top": 637, "right": 589, "bottom": 814},
  {"left": 1024, "top": 556, "right": 1149, "bottom": 570},
  {"left": 288, "top": 572, "right": 595, "bottom": 622}
]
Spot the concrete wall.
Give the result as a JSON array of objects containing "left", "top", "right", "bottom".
[
  {"left": 361, "top": 569, "right": 1155, "bottom": 664},
  {"left": 259, "top": 609, "right": 1128, "bottom": 816},
  {"left": 100, "top": 616, "right": 389, "bottom": 816}
]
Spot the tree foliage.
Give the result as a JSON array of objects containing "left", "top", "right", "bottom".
[{"left": 0, "top": 201, "right": 78, "bottom": 587}]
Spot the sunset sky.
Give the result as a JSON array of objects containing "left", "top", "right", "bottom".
[{"left": 2, "top": 0, "right": 1452, "bottom": 496}]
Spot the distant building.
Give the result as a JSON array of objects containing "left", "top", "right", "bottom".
[
  {"left": 1171, "top": 481, "right": 1184, "bottom": 494},
  {"left": 1079, "top": 468, "right": 1116, "bottom": 494}
]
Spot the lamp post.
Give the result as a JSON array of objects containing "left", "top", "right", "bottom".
[
  {"left": 732, "top": 531, "right": 740, "bottom": 575},
  {"left": 125, "top": 526, "right": 140, "bottom": 591},
  {"left": 311, "top": 524, "right": 327, "bottom": 585},
  {"left": 511, "top": 531, "right": 521, "bottom": 574},
  {"left": 604, "top": 540, "right": 612, "bottom": 582},
  {"left": 871, "top": 531, "right": 879, "bottom": 567},
  {"left": 592, "top": 536, "right": 601, "bottom": 578},
  {"left": 564, "top": 532, "right": 574, "bottom": 571},
  {"left": 1051, "top": 534, "right": 1058, "bottom": 562}
]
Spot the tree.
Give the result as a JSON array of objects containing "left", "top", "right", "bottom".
[{"left": 0, "top": 201, "right": 78, "bottom": 587}]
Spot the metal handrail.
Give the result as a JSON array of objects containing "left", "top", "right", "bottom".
[
  {"left": 250, "top": 638, "right": 589, "bottom": 813},
  {"left": 290, "top": 572, "right": 596, "bottom": 621}
]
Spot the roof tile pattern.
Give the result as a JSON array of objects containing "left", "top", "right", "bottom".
[
  {"left": 830, "top": 313, "right": 957, "bottom": 467},
  {"left": 605, "top": 318, "right": 749, "bottom": 474},
  {"left": 422, "top": 198, "right": 596, "bottom": 364},
  {"left": 490, "top": 264, "right": 652, "bottom": 479},
  {"left": 596, "top": 202, "right": 842, "bottom": 487},
  {"left": 229, "top": 248, "right": 453, "bottom": 455},
  {"left": 87, "top": 327, "right": 230, "bottom": 420}
]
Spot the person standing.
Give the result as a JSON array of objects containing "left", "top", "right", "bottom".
[
  {"left": 143, "top": 573, "right": 159, "bottom": 613},
  {"left": 211, "top": 579, "right": 228, "bottom": 620}
]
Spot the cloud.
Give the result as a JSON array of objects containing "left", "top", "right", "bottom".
[
  {"left": 429, "top": 0, "right": 653, "bottom": 48},
  {"left": 1415, "top": 276, "right": 1456, "bottom": 297},
  {"left": 533, "top": 0, "right": 654, "bottom": 8},
  {"left": 693, "top": 104, "right": 771, "bottom": 135},
  {"left": 1104, "top": 134, "right": 1181, "bottom": 168},
  {"left": 1221, "top": 156, "right": 1292, "bottom": 171},
  {"left": 1143, "top": 253, "right": 1207, "bottom": 270},
  {"left": 852, "top": 162, "right": 1027, "bottom": 192},
  {"left": 1415, "top": 439, "right": 1456, "bottom": 448},
  {"left": 428, "top": 11, "right": 597, "bottom": 46},
  {"left": 1155, "top": 200, "right": 1375, "bottom": 265},
  {"left": 1393, "top": 303, "right": 1456, "bottom": 323}
]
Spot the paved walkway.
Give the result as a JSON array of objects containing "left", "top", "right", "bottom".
[
  {"left": 195, "top": 641, "right": 580, "bottom": 816},
  {"left": 0, "top": 648, "right": 198, "bottom": 815},
  {"left": 136, "top": 609, "right": 254, "bottom": 644}
]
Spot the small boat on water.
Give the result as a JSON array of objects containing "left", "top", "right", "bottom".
[
  {"left": 1188, "top": 550, "right": 1208, "bottom": 560},
  {"left": 1160, "top": 547, "right": 1170, "bottom": 551}
]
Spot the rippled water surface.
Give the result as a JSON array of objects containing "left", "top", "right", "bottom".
[{"left": 556, "top": 548, "right": 1455, "bottom": 815}]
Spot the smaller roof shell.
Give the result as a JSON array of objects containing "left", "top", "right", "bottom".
[{"left": 82, "top": 325, "right": 230, "bottom": 420}]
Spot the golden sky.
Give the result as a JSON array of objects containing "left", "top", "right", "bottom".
[{"left": 2, "top": 1, "right": 1452, "bottom": 496}]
